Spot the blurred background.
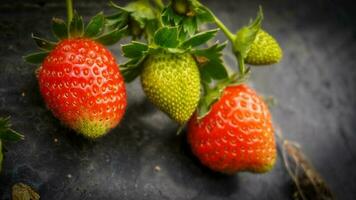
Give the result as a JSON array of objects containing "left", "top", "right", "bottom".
[{"left": 0, "top": 0, "right": 355, "bottom": 199}]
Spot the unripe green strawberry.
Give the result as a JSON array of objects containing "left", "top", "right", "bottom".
[
  {"left": 141, "top": 51, "right": 200, "bottom": 124},
  {"left": 245, "top": 30, "right": 282, "bottom": 65}
]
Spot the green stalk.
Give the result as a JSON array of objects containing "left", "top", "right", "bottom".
[
  {"left": 66, "top": 0, "right": 74, "bottom": 26},
  {"left": 236, "top": 52, "right": 245, "bottom": 75},
  {"left": 205, "top": 7, "right": 247, "bottom": 75},
  {"left": 212, "top": 16, "right": 235, "bottom": 43}
]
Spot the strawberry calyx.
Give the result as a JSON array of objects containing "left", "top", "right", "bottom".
[
  {"left": 197, "top": 70, "right": 251, "bottom": 119},
  {"left": 24, "top": 2, "right": 128, "bottom": 65},
  {"left": 117, "top": 1, "right": 227, "bottom": 84},
  {"left": 120, "top": 26, "right": 226, "bottom": 83}
]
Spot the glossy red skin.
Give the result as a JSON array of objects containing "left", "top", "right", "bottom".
[
  {"left": 188, "top": 84, "right": 276, "bottom": 174},
  {"left": 37, "top": 38, "right": 126, "bottom": 138}
]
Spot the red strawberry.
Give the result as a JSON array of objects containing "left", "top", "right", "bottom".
[
  {"left": 37, "top": 38, "right": 126, "bottom": 138},
  {"left": 188, "top": 84, "right": 276, "bottom": 174}
]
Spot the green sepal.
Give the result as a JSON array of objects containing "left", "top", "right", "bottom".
[
  {"left": 69, "top": 11, "right": 84, "bottom": 38},
  {"left": 154, "top": 26, "right": 180, "bottom": 48},
  {"left": 234, "top": 7, "right": 263, "bottom": 58},
  {"left": 199, "top": 65, "right": 212, "bottom": 83},
  {"left": 197, "top": 84, "right": 223, "bottom": 119},
  {"left": 105, "top": 11, "right": 130, "bottom": 31},
  {"left": 31, "top": 34, "right": 56, "bottom": 51},
  {"left": 120, "top": 40, "right": 150, "bottom": 82},
  {"left": 52, "top": 18, "right": 68, "bottom": 39},
  {"left": 95, "top": 26, "right": 128, "bottom": 46},
  {"left": 122, "top": 41, "right": 148, "bottom": 58},
  {"left": 182, "top": 17, "right": 197, "bottom": 36},
  {"left": 0, "top": 117, "right": 24, "bottom": 142},
  {"left": 162, "top": 6, "right": 184, "bottom": 26},
  {"left": 120, "top": 55, "right": 147, "bottom": 82},
  {"left": 181, "top": 29, "right": 218, "bottom": 48},
  {"left": 199, "top": 59, "right": 228, "bottom": 81},
  {"left": 194, "top": 4, "right": 215, "bottom": 24},
  {"left": 23, "top": 52, "right": 49, "bottom": 64},
  {"left": 121, "top": 56, "right": 149, "bottom": 83},
  {"left": 192, "top": 42, "right": 227, "bottom": 82},
  {"left": 84, "top": 12, "right": 105, "bottom": 38},
  {"left": 197, "top": 72, "right": 250, "bottom": 119}
]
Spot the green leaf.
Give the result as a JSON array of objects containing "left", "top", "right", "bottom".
[
  {"left": 200, "top": 60, "right": 228, "bottom": 80},
  {"left": 0, "top": 117, "right": 24, "bottom": 142},
  {"left": 84, "top": 12, "right": 105, "bottom": 37},
  {"left": 195, "top": 6, "right": 215, "bottom": 24},
  {"left": 234, "top": 7, "right": 263, "bottom": 58},
  {"left": 193, "top": 42, "right": 227, "bottom": 80},
  {"left": 182, "top": 17, "right": 197, "bottom": 36},
  {"left": 31, "top": 34, "right": 56, "bottom": 51},
  {"left": 122, "top": 41, "right": 148, "bottom": 58},
  {"left": 162, "top": 6, "right": 183, "bottom": 26},
  {"left": 105, "top": 11, "right": 130, "bottom": 31},
  {"left": 121, "top": 65, "right": 143, "bottom": 83},
  {"left": 23, "top": 52, "right": 49, "bottom": 64},
  {"left": 145, "top": 20, "right": 159, "bottom": 44},
  {"left": 69, "top": 11, "right": 84, "bottom": 38},
  {"left": 154, "top": 26, "right": 180, "bottom": 48},
  {"left": 181, "top": 29, "right": 218, "bottom": 48},
  {"left": 193, "top": 42, "right": 226, "bottom": 58},
  {"left": 199, "top": 66, "right": 212, "bottom": 83},
  {"left": 95, "top": 26, "right": 128, "bottom": 46},
  {"left": 52, "top": 18, "right": 68, "bottom": 39}
]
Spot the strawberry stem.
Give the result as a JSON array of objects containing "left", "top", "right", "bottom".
[
  {"left": 206, "top": 7, "right": 247, "bottom": 75},
  {"left": 66, "top": 0, "right": 74, "bottom": 26},
  {"left": 236, "top": 52, "right": 246, "bottom": 75},
  {"left": 213, "top": 16, "right": 235, "bottom": 43}
]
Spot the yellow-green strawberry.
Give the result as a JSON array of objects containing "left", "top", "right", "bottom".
[
  {"left": 245, "top": 30, "right": 282, "bottom": 65},
  {"left": 141, "top": 51, "right": 200, "bottom": 124}
]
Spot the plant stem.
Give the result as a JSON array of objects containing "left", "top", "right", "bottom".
[
  {"left": 236, "top": 52, "right": 245, "bottom": 75},
  {"left": 66, "top": 0, "right": 73, "bottom": 26},
  {"left": 213, "top": 16, "right": 235, "bottom": 43},
  {"left": 206, "top": 7, "right": 247, "bottom": 75}
]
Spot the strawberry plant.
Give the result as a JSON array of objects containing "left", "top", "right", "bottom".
[
  {"left": 23, "top": 0, "right": 283, "bottom": 174},
  {"left": 107, "top": 0, "right": 282, "bottom": 174},
  {"left": 187, "top": 3, "right": 282, "bottom": 174},
  {"left": 110, "top": 0, "right": 227, "bottom": 124},
  {"left": 24, "top": 0, "right": 128, "bottom": 139}
]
